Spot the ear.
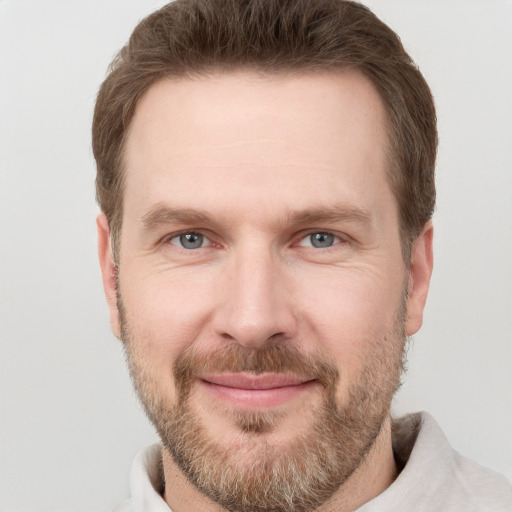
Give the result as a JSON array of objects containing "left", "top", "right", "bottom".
[
  {"left": 97, "top": 213, "right": 121, "bottom": 339},
  {"left": 405, "top": 222, "right": 434, "bottom": 336}
]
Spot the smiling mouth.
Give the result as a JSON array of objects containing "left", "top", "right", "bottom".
[{"left": 199, "top": 373, "right": 317, "bottom": 409}]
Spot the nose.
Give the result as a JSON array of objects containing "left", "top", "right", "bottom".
[{"left": 213, "top": 245, "right": 297, "bottom": 348}]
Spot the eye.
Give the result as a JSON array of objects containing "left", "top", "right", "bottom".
[
  {"left": 298, "top": 232, "right": 341, "bottom": 249},
  {"left": 169, "top": 232, "right": 210, "bottom": 250}
]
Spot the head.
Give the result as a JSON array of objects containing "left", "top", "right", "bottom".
[{"left": 94, "top": 1, "right": 436, "bottom": 511}]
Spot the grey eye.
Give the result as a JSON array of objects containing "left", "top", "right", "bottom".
[
  {"left": 300, "top": 232, "right": 338, "bottom": 248},
  {"left": 310, "top": 232, "right": 335, "bottom": 248},
  {"left": 171, "top": 232, "right": 207, "bottom": 249}
]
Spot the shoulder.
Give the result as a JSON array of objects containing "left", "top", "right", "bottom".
[
  {"left": 113, "top": 499, "right": 135, "bottom": 512},
  {"left": 401, "top": 412, "right": 512, "bottom": 511},
  {"left": 449, "top": 445, "right": 512, "bottom": 511},
  {"left": 359, "top": 412, "right": 512, "bottom": 512},
  {"left": 114, "top": 444, "right": 170, "bottom": 512}
]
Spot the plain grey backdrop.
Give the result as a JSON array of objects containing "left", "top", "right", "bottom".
[{"left": 1, "top": 1, "right": 511, "bottom": 511}]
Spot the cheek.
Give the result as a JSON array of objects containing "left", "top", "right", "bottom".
[
  {"left": 119, "top": 267, "right": 218, "bottom": 386},
  {"left": 295, "top": 265, "right": 405, "bottom": 379}
]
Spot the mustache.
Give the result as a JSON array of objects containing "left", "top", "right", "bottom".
[{"left": 173, "top": 343, "right": 339, "bottom": 397}]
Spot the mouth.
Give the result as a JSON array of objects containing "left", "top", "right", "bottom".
[{"left": 199, "top": 373, "right": 317, "bottom": 409}]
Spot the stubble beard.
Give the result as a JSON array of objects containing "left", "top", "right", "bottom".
[{"left": 119, "top": 297, "right": 407, "bottom": 512}]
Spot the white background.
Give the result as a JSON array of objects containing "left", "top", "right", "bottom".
[{"left": 1, "top": 1, "right": 511, "bottom": 511}]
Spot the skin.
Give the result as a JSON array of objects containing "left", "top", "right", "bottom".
[{"left": 98, "top": 71, "right": 433, "bottom": 511}]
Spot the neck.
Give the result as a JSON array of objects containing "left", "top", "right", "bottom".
[{"left": 161, "top": 416, "right": 397, "bottom": 512}]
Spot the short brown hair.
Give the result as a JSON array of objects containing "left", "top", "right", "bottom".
[{"left": 92, "top": 0, "right": 437, "bottom": 260}]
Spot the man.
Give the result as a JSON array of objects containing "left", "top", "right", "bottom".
[{"left": 92, "top": 0, "right": 512, "bottom": 510}]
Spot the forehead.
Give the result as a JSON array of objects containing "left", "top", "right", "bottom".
[{"left": 122, "top": 71, "right": 392, "bottom": 222}]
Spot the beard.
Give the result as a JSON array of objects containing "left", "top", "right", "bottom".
[{"left": 119, "top": 297, "right": 407, "bottom": 512}]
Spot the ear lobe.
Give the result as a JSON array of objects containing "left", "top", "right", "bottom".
[
  {"left": 405, "top": 222, "right": 434, "bottom": 336},
  {"left": 97, "top": 213, "right": 121, "bottom": 339}
]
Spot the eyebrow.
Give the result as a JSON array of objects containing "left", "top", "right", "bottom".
[
  {"left": 285, "top": 206, "right": 373, "bottom": 227},
  {"left": 140, "top": 203, "right": 373, "bottom": 232},
  {"left": 141, "top": 205, "right": 215, "bottom": 231}
]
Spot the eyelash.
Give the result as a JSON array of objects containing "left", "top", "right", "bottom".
[
  {"left": 297, "top": 231, "right": 344, "bottom": 249},
  {"left": 163, "top": 230, "right": 348, "bottom": 251},
  {"left": 165, "top": 231, "right": 213, "bottom": 250}
]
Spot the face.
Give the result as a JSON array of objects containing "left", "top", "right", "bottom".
[{"left": 98, "top": 71, "right": 433, "bottom": 511}]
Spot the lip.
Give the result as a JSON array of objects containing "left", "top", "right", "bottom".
[{"left": 199, "top": 373, "right": 316, "bottom": 409}]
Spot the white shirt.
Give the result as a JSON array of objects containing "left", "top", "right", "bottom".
[{"left": 115, "top": 412, "right": 512, "bottom": 511}]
